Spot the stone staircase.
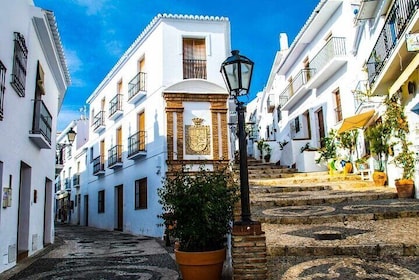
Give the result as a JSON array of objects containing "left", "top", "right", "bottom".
[{"left": 237, "top": 158, "right": 419, "bottom": 279}]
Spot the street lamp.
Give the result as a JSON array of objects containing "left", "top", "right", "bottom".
[
  {"left": 66, "top": 128, "right": 77, "bottom": 145},
  {"left": 221, "top": 50, "right": 259, "bottom": 229}
]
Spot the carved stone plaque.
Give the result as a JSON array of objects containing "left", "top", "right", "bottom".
[{"left": 186, "top": 117, "right": 211, "bottom": 155}]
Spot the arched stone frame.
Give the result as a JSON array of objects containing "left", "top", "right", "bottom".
[{"left": 164, "top": 92, "right": 229, "bottom": 172}]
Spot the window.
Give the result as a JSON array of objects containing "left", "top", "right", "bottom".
[
  {"left": 98, "top": 190, "right": 105, "bottom": 213},
  {"left": 334, "top": 89, "right": 342, "bottom": 122},
  {"left": 135, "top": 178, "right": 147, "bottom": 209},
  {"left": 183, "top": 38, "right": 206, "bottom": 79},
  {"left": 294, "top": 117, "right": 300, "bottom": 133},
  {"left": 11, "top": 32, "right": 28, "bottom": 97},
  {"left": 0, "top": 61, "right": 6, "bottom": 120}
]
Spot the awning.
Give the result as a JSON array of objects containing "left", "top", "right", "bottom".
[
  {"left": 338, "top": 110, "right": 375, "bottom": 134},
  {"left": 389, "top": 53, "right": 419, "bottom": 96}
]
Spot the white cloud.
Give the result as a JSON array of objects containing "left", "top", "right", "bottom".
[
  {"left": 57, "top": 106, "right": 87, "bottom": 131},
  {"left": 74, "top": 0, "right": 111, "bottom": 15}
]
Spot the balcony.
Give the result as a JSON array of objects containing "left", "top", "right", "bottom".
[
  {"left": 108, "top": 144, "right": 123, "bottom": 169},
  {"left": 55, "top": 151, "right": 64, "bottom": 177},
  {"left": 267, "top": 94, "right": 275, "bottom": 113},
  {"left": 92, "top": 111, "right": 105, "bottom": 133},
  {"left": 183, "top": 59, "right": 207, "bottom": 79},
  {"left": 29, "top": 99, "right": 52, "bottom": 149},
  {"left": 307, "top": 37, "right": 347, "bottom": 89},
  {"left": 128, "top": 72, "right": 146, "bottom": 104},
  {"left": 366, "top": 0, "right": 419, "bottom": 95},
  {"left": 64, "top": 178, "right": 71, "bottom": 191},
  {"left": 93, "top": 155, "right": 105, "bottom": 176},
  {"left": 280, "top": 68, "right": 315, "bottom": 110},
  {"left": 109, "top": 94, "right": 123, "bottom": 120},
  {"left": 73, "top": 174, "right": 80, "bottom": 188},
  {"left": 127, "top": 131, "right": 146, "bottom": 160},
  {"left": 352, "top": 80, "right": 381, "bottom": 113}
]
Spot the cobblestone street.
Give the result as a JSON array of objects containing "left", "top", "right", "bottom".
[{"left": 2, "top": 224, "right": 179, "bottom": 280}]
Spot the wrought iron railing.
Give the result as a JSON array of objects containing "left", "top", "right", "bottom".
[
  {"left": 108, "top": 145, "right": 123, "bottom": 167},
  {"left": 128, "top": 130, "right": 146, "bottom": 157},
  {"left": 109, "top": 94, "right": 122, "bottom": 117},
  {"left": 279, "top": 68, "right": 314, "bottom": 100},
  {"left": 128, "top": 72, "right": 147, "bottom": 100},
  {"left": 310, "top": 37, "right": 346, "bottom": 75},
  {"left": 366, "top": 0, "right": 418, "bottom": 85},
  {"left": 73, "top": 174, "right": 80, "bottom": 186},
  {"left": 30, "top": 99, "right": 52, "bottom": 144},
  {"left": 93, "top": 155, "right": 105, "bottom": 175},
  {"left": 92, "top": 111, "right": 104, "bottom": 130},
  {"left": 183, "top": 59, "right": 207, "bottom": 79}
]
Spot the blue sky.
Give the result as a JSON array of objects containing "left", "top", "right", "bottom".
[{"left": 34, "top": 0, "right": 319, "bottom": 130}]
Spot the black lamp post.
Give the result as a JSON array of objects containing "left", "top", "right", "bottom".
[{"left": 221, "top": 50, "right": 259, "bottom": 227}]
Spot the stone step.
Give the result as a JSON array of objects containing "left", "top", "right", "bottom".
[
  {"left": 253, "top": 198, "right": 419, "bottom": 225},
  {"left": 250, "top": 185, "right": 333, "bottom": 194},
  {"left": 251, "top": 189, "right": 397, "bottom": 209},
  {"left": 264, "top": 217, "right": 419, "bottom": 258}
]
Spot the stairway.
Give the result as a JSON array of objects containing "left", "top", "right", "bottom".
[{"left": 236, "top": 160, "right": 419, "bottom": 279}]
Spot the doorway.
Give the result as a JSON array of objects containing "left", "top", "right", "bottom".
[
  {"left": 84, "top": 195, "right": 89, "bottom": 226},
  {"left": 17, "top": 162, "right": 31, "bottom": 262},
  {"left": 43, "top": 178, "right": 53, "bottom": 245},
  {"left": 316, "top": 108, "right": 325, "bottom": 147},
  {"left": 115, "top": 185, "right": 123, "bottom": 231}
]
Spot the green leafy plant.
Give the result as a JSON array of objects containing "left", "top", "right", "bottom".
[
  {"left": 384, "top": 95, "right": 415, "bottom": 180},
  {"left": 365, "top": 123, "right": 390, "bottom": 172},
  {"left": 315, "top": 129, "right": 337, "bottom": 164},
  {"left": 278, "top": 140, "right": 289, "bottom": 150},
  {"left": 158, "top": 165, "right": 239, "bottom": 252},
  {"left": 338, "top": 129, "right": 359, "bottom": 161}
]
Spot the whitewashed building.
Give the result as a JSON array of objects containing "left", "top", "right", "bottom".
[
  {"left": 254, "top": 0, "right": 418, "bottom": 195},
  {"left": 257, "top": 0, "right": 360, "bottom": 171},
  {"left": 79, "top": 14, "right": 231, "bottom": 237},
  {"left": 55, "top": 118, "right": 89, "bottom": 225},
  {"left": 0, "top": 0, "right": 70, "bottom": 273}
]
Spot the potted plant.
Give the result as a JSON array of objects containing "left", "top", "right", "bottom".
[
  {"left": 365, "top": 123, "right": 390, "bottom": 186},
  {"left": 315, "top": 129, "right": 338, "bottom": 174},
  {"left": 337, "top": 130, "right": 359, "bottom": 174},
  {"left": 263, "top": 143, "right": 272, "bottom": 163},
  {"left": 158, "top": 165, "right": 239, "bottom": 280},
  {"left": 256, "top": 139, "right": 266, "bottom": 160},
  {"left": 384, "top": 95, "right": 415, "bottom": 198}
]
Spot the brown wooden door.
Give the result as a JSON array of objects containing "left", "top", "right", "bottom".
[{"left": 317, "top": 108, "right": 325, "bottom": 148}]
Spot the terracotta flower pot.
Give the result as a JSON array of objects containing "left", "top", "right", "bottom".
[
  {"left": 175, "top": 248, "right": 226, "bottom": 280},
  {"left": 372, "top": 171, "right": 387, "bottom": 186},
  {"left": 395, "top": 179, "right": 415, "bottom": 198}
]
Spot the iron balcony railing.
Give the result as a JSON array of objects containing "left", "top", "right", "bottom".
[
  {"left": 73, "top": 174, "right": 80, "bottom": 187},
  {"left": 366, "top": 0, "right": 418, "bottom": 85},
  {"left": 93, "top": 155, "right": 105, "bottom": 175},
  {"left": 31, "top": 99, "right": 52, "bottom": 144},
  {"left": 64, "top": 178, "right": 71, "bottom": 190},
  {"left": 109, "top": 94, "right": 123, "bottom": 118},
  {"left": 128, "top": 130, "right": 146, "bottom": 157},
  {"left": 92, "top": 111, "right": 104, "bottom": 130},
  {"left": 267, "top": 94, "right": 275, "bottom": 113},
  {"left": 108, "top": 144, "right": 123, "bottom": 167},
  {"left": 128, "top": 72, "right": 146, "bottom": 100},
  {"left": 310, "top": 37, "right": 346, "bottom": 75},
  {"left": 279, "top": 68, "right": 314, "bottom": 100},
  {"left": 183, "top": 59, "right": 207, "bottom": 79}
]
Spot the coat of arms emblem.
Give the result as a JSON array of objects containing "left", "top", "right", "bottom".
[{"left": 186, "top": 117, "right": 211, "bottom": 155}]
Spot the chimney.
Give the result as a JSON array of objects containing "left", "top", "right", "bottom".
[{"left": 279, "top": 33, "right": 289, "bottom": 51}]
